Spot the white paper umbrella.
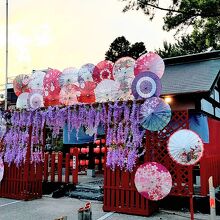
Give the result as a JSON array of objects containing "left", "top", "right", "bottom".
[
  {"left": 167, "top": 129, "right": 204, "bottom": 166},
  {"left": 95, "top": 79, "right": 121, "bottom": 102},
  {"left": 78, "top": 63, "right": 95, "bottom": 82},
  {"left": 28, "top": 71, "right": 46, "bottom": 92},
  {"left": 113, "top": 57, "right": 135, "bottom": 95},
  {"left": 0, "top": 117, "right": 6, "bottom": 141},
  {"left": 59, "top": 67, "right": 79, "bottom": 87},
  {"left": 0, "top": 157, "right": 4, "bottom": 183},
  {"left": 28, "top": 92, "right": 44, "bottom": 109},
  {"left": 16, "top": 92, "right": 30, "bottom": 109}
]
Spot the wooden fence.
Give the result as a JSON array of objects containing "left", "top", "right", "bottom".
[
  {"left": 103, "top": 167, "right": 158, "bottom": 216},
  {"left": 43, "top": 150, "right": 78, "bottom": 184},
  {"left": 0, "top": 162, "right": 42, "bottom": 200}
]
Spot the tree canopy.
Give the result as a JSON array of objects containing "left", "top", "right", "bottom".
[
  {"left": 121, "top": 0, "right": 220, "bottom": 58},
  {"left": 121, "top": 0, "right": 220, "bottom": 31},
  {"left": 105, "top": 36, "right": 147, "bottom": 62}
]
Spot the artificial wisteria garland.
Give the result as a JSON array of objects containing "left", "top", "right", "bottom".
[
  {"left": 0, "top": 101, "right": 145, "bottom": 171},
  {"left": 106, "top": 101, "right": 145, "bottom": 171}
]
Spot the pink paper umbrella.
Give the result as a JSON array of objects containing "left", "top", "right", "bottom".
[
  {"left": 43, "top": 69, "right": 62, "bottom": 106},
  {"left": 0, "top": 157, "right": 4, "bottom": 182},
  {"left": 167, "top": 129, "right": 204, "bottom": 166},
  {"left": 59, "top": 84, "right": 80, "bottom": 106},
  {"left": 13, "top": 74, "right": 30, "bottom": 96},
  {"left": 92, "top": 60, "right": 114, "bottom": 83},
  {"left": 134, "top": 52, "right": 165, "bottom": 78},
  {"left": 135, "top": 162, "right": 172, "bottom": 201}
]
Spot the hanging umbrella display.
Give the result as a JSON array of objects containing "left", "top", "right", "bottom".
[
  {"left": 59, "top": 84, "right": 80, "bottom": 105},
  {"left": 59, "top": 67, "right": 79, "bottom": 87},
  {"left": 95, "top": 79, "right": 121, "bottom": 102},
  {"left": 13, "top": 74, "right": 30, "bottom": 96},
  {"left": 28, "top": 92, "right": 44, "bottom": 109},
  {"left": 78, "top": 63, "right": 95, "bottom": 82},
  {"left": 16, "top": 92, "right": 30, "bottom": 109},
  {"left": 134, "top": 162, "right": 172, "bottom": 201},
  {"left": 92, "top": 60, "right": 114, "bottom": 83},
  {"left": 140, "top": 97, "right": 171, "bottom": 131},
  {"left": 28, "top": 71, "right": 46, "bottom": 92},
  {"left": 77, "top": 81, "right": 96, "bottom": 103},
  {"left": 113, "top": 57, "right": 135, "bottom": 101},
  {"left": 134, "top": 52, "right": 165, "bottom": 78},
  {"left": 43, "top": 69, "right": 62, "bottom": 106},
  {"left": 0, "top": 157, "right": 4, "bottom": 183},
  {"left": 131, "top": 71, "right": 161, "bottom": 100},
  {"left": 0, "top": 117, "right": 6, "bottom": 141},
  {"left": 167, "top": 129, "right": 204, "bottom": 166}
]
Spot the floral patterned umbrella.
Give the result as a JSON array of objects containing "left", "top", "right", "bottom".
[
  {"left": 28, "top": 92, "right": 44, "bottom": 109},
  {"left": 78, "top": 63, "right": 95, "bottom": 82},
  {"left": 0, "top": 157, "right": 4, "bottom": 182},
  {"left": 16, "top": 92, "right": 30, "bottom": 109},
  {"left": 135, "top": 162, "right": 172, "bottom": 201},
  {"left": 113, "top": 57, "right": 135, "bottom": 95},
  {"left": 140, "top": 97, "right": 171, "bottom": 131},
  {"left": 13, "top": 74, "right": 30, "bottom": 96},
  {"left": 131, "top": 71, "right": 161, "bottom": 100},
  {"left": 0, "top": 117, "right": 6, "bottom": 141},
  {"left": 43, "top": 69, "right": 62, "bottom": 106},
  {"left": 77, "top": 81, "right": 96, "bottom": 103},
  {"left": 28, "top": 71, "right": 46, "bottom": 92},
  {"left": 59, "top": 67, "right": 79, "bottom": 87},
  {"left": 95, "top": 79, "right": 121, "bottom": 102},
  {"left": 134, "top": 52, "right": 165, "bottom": 78},
  {"left": 59, "top": 84, "right": 80, "bottom": 105},
  {"left": 167, "top": 129, "right": 204, "bottom": 166},
  {"left": 92, "top": 60, "right": 114, "bottom": 83}
]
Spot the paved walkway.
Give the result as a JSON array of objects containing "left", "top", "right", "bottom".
[{"left": 0, "top": 196, "right": 219, "bottom": 220}]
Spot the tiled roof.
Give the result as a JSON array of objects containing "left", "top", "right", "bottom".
[{"left": 161, "top": 58, "right": 220, "bottom": 95}]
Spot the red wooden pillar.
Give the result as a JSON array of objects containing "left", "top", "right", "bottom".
[
  {"left": 65, "top": 153, "right": 70, "bottom": 183},
  {"left": 44, "top": 153, "right": 49, "bottom": 182},
  {"left": 58, "top": 152, "right": 63, "bottom": 182},
  {"left": 72, "top": 148, "right": 78, "bottom": 184},
  {"left": 51, "top": 152, "right": 55, "bottom": 182}
]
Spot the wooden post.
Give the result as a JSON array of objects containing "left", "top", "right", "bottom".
[
  {"left": 58, "top": 152, "right": 63, "bottom": 182},
  {"left": 209, "top": 176, "right": 216, "bottom": 220},
  {"left": 189, "top": 194, "right": 194, "bottom": 220},
  {"left": 65, "top": 153, "right": 70, "bottom": 183},
  {"left": 72, "top": 148, "right": 78, "bottom": 184}
]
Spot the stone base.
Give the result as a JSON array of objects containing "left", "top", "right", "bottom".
[{"left": 87, "top": 169, "right": 95, "bottom": 177}]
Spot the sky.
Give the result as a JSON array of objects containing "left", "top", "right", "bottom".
[{"left": 0, "top": 0, "right": 175, "bottom": 89}]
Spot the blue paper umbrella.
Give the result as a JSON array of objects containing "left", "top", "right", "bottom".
[{"left": 140, "top": 97, "right": 171, "bottom": 131}]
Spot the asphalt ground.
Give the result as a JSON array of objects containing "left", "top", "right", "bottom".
[{"left": 0, "top": 196, "right": 219, "bottom": 220}]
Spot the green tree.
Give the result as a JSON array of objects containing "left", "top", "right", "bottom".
[
  {"left": 105, "top": 36, "right": 147, "bottom": 62},
  {"left": 121, "top": 0, "right": 220, "bottom": 31},
  {"left": 121, "top": 0, "right": 220, "bottom": 56}
]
